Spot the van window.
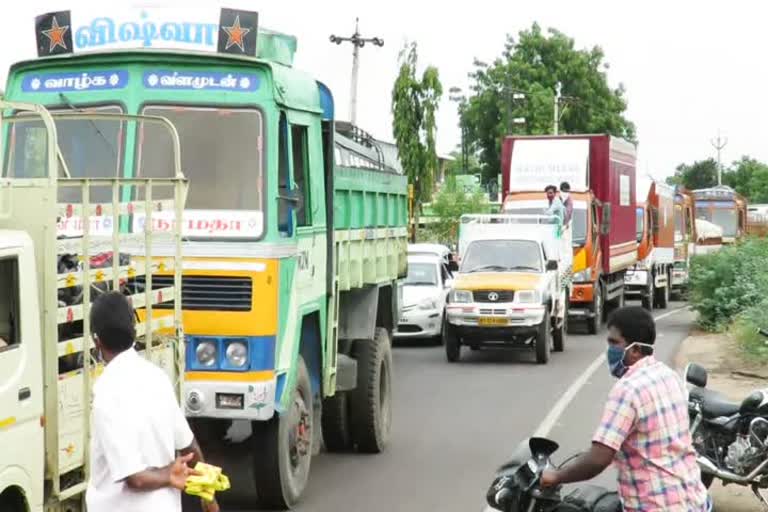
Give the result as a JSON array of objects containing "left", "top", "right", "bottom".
[{"left": 0, "top": 257, "right": 20, "bottom": 351}]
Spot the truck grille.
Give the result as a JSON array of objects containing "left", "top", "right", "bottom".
[
  {"left": 133, "top": 275, "right": 252, "bottom": 311},
  {"left": 473, "top": 290, "right": 515, "bottom": 303}
]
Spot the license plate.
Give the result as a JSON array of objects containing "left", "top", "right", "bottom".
[
  {"left": 399, "top": 318, "right": 408, "bottom": 324},
  {"left": 478, "top": 316, "right": 507, "bottom": 326}
]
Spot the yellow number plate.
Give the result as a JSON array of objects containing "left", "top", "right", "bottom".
[{"left": 478, "top": 317, "right": 507, "bottom": 326}]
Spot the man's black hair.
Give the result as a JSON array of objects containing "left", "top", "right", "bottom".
[
  {"left": 560, "top": 182, "right": 571, "bottom": 192},
  {"left": 90, "top": 291, "right": 136, "bottom": 353},
  {"left": 544, "top": 185, "right": 557, "bottom": 193},
  {"left": 607, "top": 306, "right": 656, "bottom": 352}
]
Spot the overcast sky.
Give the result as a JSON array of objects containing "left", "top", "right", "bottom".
[{"left": 1, "top": 0, "right": 764, "bottom": 181}]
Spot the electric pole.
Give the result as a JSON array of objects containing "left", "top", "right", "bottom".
[
  {"left": 330, "top": 18, "right": 383, "bottom": 126},
  {"left": 711, "top": 130, "right": 728, "bottom": 186},
  {"left": 553, "top": 82, "right": 562, "bottom": 135}
]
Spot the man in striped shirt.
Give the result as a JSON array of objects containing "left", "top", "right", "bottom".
[{"left": 541, "top": 306, "right": 709, "bottom": 511}]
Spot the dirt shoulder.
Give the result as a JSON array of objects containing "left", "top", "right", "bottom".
[{"left": 675, "top": 329, "right": 768, "bottom": 511}]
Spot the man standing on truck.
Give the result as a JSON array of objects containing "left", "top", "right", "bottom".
[
  {"left": 86, "top": 291, "right": 218, "bottom": 512},
  {"left": 540, "top": 306, "right": 709, "bottom": 511},
  {"left": 559, "top": 181, "right": 574, "bottom": 226},
  {"left": 545, "top": 185, "right": 566, "bottom": 223}
]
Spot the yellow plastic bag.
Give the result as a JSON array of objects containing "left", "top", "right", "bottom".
[{"left": 184, "top": 462, "right": 230, "bottom": 502}]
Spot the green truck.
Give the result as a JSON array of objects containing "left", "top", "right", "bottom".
[{"left": 3, "top": 7, "right": 407, "bottom": 509}]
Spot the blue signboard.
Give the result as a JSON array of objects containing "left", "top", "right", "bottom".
[
  {"left": 143, "top": 70, "right": 260, "bottom": 92},
  {"left": 21, "top": 70, "right": 129, "bottom": 93}
]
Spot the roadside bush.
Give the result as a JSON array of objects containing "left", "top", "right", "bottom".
[
  {"left": 731, "top": 301, "right": 768, "bottom": 361},
  {"left": 689, "top": 237, "right": 768, "bottom": 331}
]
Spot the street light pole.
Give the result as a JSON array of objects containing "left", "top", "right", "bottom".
[
  {"left": 711, "top": 129, "right": 728, "bottom": 186},
  {"left": 330, "top": 18, "right": 383, "bottom": 125}
]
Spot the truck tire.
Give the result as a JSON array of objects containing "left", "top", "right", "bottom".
[
  {"left": 444, "top": 320, "right": 461, "bottom": 362},
  {"left": 654, "top": 275, "right": 669, "bottom": 309},
  {"left": 251, "top": 356, "right": 313, "bottom": 509},
  {"left": 535, "top": 318, "right": 551, "bottom": 364},
  {"left": 321, "top": 392, "right": 352, "bottom": 452},
  {"left": 349, "top": 328, "right": 393, "bottom": 453},
  {"left": 553, "top": 299, "right": 566, "bottom": 353},
  {"left": 587, "top": 282, "right": 603, "bottom": 335}
]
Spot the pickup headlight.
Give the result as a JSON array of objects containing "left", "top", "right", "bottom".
[
  {"left": 418, "top": 298, "right": 438, "bottom": 310},
  {"left": 573, "top": 268, "right": 592, "bottom": 282},
  {"left": 450, "top": 290, "right": 473, "bottom": 303},
  {"left": 196, "top": 341, "right": 217, "bottom": 367},
  {"left": 515, "top": 290, "right": 541, "bottom": 304},
  {"left": 226, "top": 341, "right": 248, "bottom": 368}
]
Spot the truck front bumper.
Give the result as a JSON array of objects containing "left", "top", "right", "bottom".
[
  {"left": 183, "top": 376, "right": 277, "bottom": 421},
  {"left": 624, "top": 269, "right": 650, "bottom": 297},
  {"left": 569, "top": 282, "right": 596, "bottom": 317},
  {"left": 446, "top": 304, "right": 546, "bottom": 330}
]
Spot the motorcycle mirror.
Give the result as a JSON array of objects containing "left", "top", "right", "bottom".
[{"left": 529, "top": 437, "right": 559, "bottom": 458}]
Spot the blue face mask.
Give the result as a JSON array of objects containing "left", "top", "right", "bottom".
[{"left": 606, "top": 345, "right": 628, "bottom": 378}]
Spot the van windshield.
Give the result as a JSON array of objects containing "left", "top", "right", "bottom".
[{"left": 461, "top": 240, "right": 542, "bottom": 273}]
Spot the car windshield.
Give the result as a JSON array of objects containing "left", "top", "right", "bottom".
[
  {"left": 636, "top": 207, "right": 644, "bottom": 242},
  {"left": 405, "top": 262, "right": 438, "bottom": 286},
  {"left": 138, "top": 105, "right": 264, "bottom": 238},
  {"left": 697, "top": 204, "right": 738, "bottom": 237},
  {"left": 461, "top": 240, "right": 542, "bottom": 273},
  {"left": 3, "top": 106, "right": 125, "bottom": 202}
]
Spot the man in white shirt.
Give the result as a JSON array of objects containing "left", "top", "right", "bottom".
[{"left": 85, "top": 291, "right": 218, "bottom": 512}]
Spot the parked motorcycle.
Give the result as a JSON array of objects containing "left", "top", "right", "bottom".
[
  {"left": 686, "top": 328, "right": 768, "bottom": 506},
  {"left": 485, "top": 436, "right": 621, "bottom": 512}
]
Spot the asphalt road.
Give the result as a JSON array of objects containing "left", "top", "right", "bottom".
[{"left": 232, "top": 302, "right": 694, "bottom": 512}]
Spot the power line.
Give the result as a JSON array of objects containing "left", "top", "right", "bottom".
[{"left": 710, "top": 130, "right": 728, "bottom": 186}]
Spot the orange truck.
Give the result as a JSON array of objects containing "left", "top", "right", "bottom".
[
  {"left": 692, "top": 186, "right": 748, "bottom": 244},
  {"left": 671, "top": 186, "right": 698, "bottom": 297},
  {"left": 500, "top": 134, "right": 638, "bottom": 334},
  {"left": 624, "top": 180, "right": 675, "bottom": 310}
]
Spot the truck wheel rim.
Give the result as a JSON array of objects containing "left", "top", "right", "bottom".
[{"left": 288, "top": 392, "right": 311, "bottom": 474}]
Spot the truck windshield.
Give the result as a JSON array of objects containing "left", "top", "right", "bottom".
[
  {"left": 636, "top": 207, "right": 644, "bottom": 242},
  {"left": 461, "top": 240, "right": 542, "bottom": 273},
  {"left": 138, "top": 105, "right": 263, "bottom": 237},
  {"left": 697, "top": 204, "right": 738, "bottom": 237},
  {"left": 405, "top": 262, "right": 438, "bottom": 286},
  {"left": 4, "top": 105, "right": 124, "bottom": 183}
]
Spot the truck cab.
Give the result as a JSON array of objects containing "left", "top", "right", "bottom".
[
  {"left": 672, "top": 186, "right": 697, "bottom": 295},
  {"left": 4, "top": 8, "right": 407, "bottom": 508},
  {"left": 445, "top": 214, "right": 567, "bottom": 364},
  {"left": 692, "top": 186, "right": 748, "bottom": 244}
]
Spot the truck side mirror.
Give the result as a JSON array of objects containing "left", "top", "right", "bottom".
[
  {"left": 278, "top": 188, "right": 303, "bottom": 237},
  {"left": 601, "top": 204, "right": 611, "bottom": 235},
  {"left": 546, "top": 260, "right": 558, "bottom": 271},
  {"left": 448, "top": 260, "right": 459, "bottom": 272}
]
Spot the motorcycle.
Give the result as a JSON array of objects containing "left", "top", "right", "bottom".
[
  {"left": 485, "top": 436, "right": 621, "bottom": 512},
  {"left": 686, "top": 328, "right": 768, "bottom": 506}
]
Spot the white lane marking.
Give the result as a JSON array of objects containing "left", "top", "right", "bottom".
[{"left": 532, "top": 305, "right": 690, "bottom": 438}]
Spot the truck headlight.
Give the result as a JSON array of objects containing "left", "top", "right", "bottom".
[
  {"left": 515, "top": 290, "right": 541, "bottom": 304},
  {"left": 226, "top": 341, "right": 249, "bottom": 368},
  {"left": 573, "top": 268, "right": 592, "bottom": 282},
  {"left": 418, "top": 298, "right": 438, "bottom": 310},
  {"left": 450, "top": 290, "right": 472, "bottom": 303},
  {"left": 196, "top": 341, "right": 217, "bottom": 367}
]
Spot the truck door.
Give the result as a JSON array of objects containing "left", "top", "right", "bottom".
[{"left": 0, "top": 250, "right": 44, "bottom": 499}]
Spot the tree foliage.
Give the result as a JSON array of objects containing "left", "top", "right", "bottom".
[
  {"left": 665, "top": 158, "right": 719, "bottom": 190},
  {"left": 391, "top": 42, "right": 443, "bottom": 206},
  {"left": 461, "top": 23, "right": 636, "bottom": 183},
  {"left": 420, "top": 175, "right": 490, "bottom": 246},
  {"left": 665, "top": 156, "right": 768, "bottom": 202}
]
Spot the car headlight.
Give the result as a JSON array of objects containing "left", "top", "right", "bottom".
[
  {"left": 515, "top": 290, "right": 541, "bottom": 304},
  {"left": 196, "top": 341, "right": 217, "bottom": 367},
  {"left": 573, "top": 268, "right": 592, "bottom": 282},
  {"left": 226, "top": 341, "right": 248, "bottom": 368},
  {"left": 418, "top": 298, "right": 438, "bottom": 310},
  {"left": 450, "top": 290, "right": 473, "bottom": 303}
]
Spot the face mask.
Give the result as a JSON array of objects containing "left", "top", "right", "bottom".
[{"left": 606, "top": 342, "right": 654, "bottom": 378}]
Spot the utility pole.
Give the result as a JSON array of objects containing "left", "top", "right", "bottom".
[
  {"left": 330, "top": 18, "right": 383, "bottom": 126},
  {"left": 711, "top": 130, "right": 728, "bottom": 186},
  {"left": 553, "top": 82, "right": 562, "bottom": 135}
]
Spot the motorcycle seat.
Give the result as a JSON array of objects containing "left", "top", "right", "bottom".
[{"left": 689, "top": 387, "right": 740, "bottom": 419}]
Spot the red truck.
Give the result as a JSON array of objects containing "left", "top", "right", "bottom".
[{"left": 501, "top": 134, "right": 638, "bottom": 334}]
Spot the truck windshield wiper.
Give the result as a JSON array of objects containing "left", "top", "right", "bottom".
[
  {"left": 59, "top": 93, "right": 118, "bottom": 162},
  {"left": 508, "top": 265, "right": 541, "bottom": 272},
  {"left": 466, "top": 264, "right": 509, "bottom": 273}
]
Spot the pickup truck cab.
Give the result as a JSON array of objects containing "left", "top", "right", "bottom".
[{"left": 444, "top": 214, "right": 567, "bottom": 364}]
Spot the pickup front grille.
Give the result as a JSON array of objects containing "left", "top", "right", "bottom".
[
  {"left": 133, "top": 275, "right": 252, "bottom": 312},
  {"left": 473, "top": 290, "right": 515, "bottom": 303}
]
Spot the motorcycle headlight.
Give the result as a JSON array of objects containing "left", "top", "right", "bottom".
[
  {"left": 515, "top": 290, "right": 541, "bottom": 304},
  {"left": 418, "top": 298, "right": 438, "bottom": 310},
  {"left": 196, "top": 341, "right": 217, "bottom": 367},
  {"left": 573, "top": 268, "right": 592, "bottom": 282},
  {"left": 450, "top": 290, "right": 473, "bottom": 303},
  {"left": 226, "top": 341, "right": 248, "bottom": 368}
]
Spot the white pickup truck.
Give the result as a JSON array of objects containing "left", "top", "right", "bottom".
[
  {"left": 0, "top": 101, "right": 188, "bottom": 512},
  {"left": 444, "top": 214, "right": 568, "bottom": 364}
]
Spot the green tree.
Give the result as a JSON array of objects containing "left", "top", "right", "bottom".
[
  {"left": 421, "top": 174, "right": 489, "bottom": 245},
  {"left": 724, "top": 156, "right": 768, "bottom": 202},
  {"left": 391, "top": 42, "right": 443, "bottom": 207},
  {"left": 665, "top": 159, "right": 718, "bottom": 190},
  {"left": 462, "top": 23, "right": 636, "bottom": 183}
]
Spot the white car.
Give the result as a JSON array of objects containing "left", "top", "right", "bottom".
[
  {"left": 407, "top": 243, "right": 457, "bottom": 271},
  {"left": 395, "top": 254, "right": 454, "bottom": 342}
]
